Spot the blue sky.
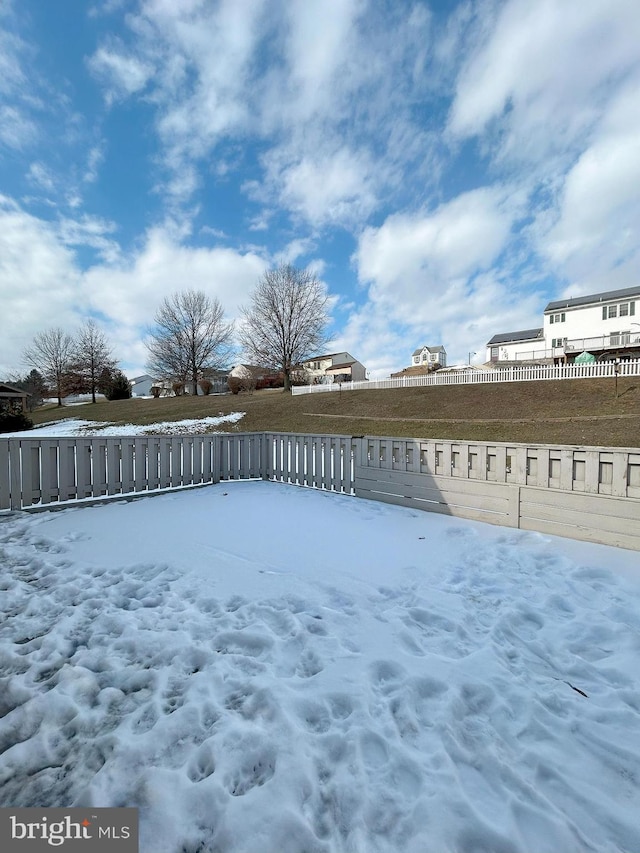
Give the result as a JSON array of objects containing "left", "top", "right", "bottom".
[{"left": 1, "top": 0, "right": 639, "bottom": 379}]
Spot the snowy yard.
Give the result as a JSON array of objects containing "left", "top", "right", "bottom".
[{"left": 1, "top": 480, "right": 639, "bottom": 853}]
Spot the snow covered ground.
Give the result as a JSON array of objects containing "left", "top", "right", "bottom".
[
  {"left": 3, "top": 414, "right": 245, "bottom": 438},
  {"left": 1, "top": 481, "right": 639, "bottom": 853}
]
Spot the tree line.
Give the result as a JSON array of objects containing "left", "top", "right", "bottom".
[
  {"left": 18, "top": 320, "right": 130, "bottom": 408},
  {"left": 17, "top": 263, "right": 329, "bottom": 408},
  {"left": 145, "top": 263, "right": 329, "bottom": 394}
]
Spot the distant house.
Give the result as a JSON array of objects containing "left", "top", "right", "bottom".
[
  {"left": 411, "top": 345, "right": 447, "bottom": 368},
  {"left": 131, "top": 375, "right": 156, "bottom": 397},
  {"left": 143, "top": 369, "right": 231, "bottom": 396},
  {"left": 0, "top": 382, "right": 29, "bottom": 412},
  {"left": 486, "top": 329, "right": 545, "bottom": 364},
  {"left": 486, "top": 285, "right": 640, "bottom": 365},
  {"left": 199, "top": 368, "right": 232, "bottom": 394},
  {"left": 300, "top": 352, "right": 367, "bottom": 384},
  {"left": 543, "top": 285, "right": 640, "bottom": 362}
]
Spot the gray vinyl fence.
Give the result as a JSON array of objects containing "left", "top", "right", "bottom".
[
  {"left": 1, "top": 433, "right": 639, "bottom": 550},
  {"left": 292, "top": 358, "right": 640, "bottom": 394}
]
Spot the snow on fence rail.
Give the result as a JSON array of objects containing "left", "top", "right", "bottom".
[
  {"left": 292, "top": 358, "right": 640, "bottom": 394},
  {"left": 1, "top": 433, "right": 639, "bottom": 550}
]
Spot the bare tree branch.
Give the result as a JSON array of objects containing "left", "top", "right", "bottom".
[
  {"left": 73, "top": 320, "right": 116, "bottom": 404},
  {"left": 145, "top": 290, "right": 234, "bottom": 394},
  {"left": 23, "top": 328, "right": 74, "bottom": 407},
  {"left": 239, "top": 265, "right": 329, "bottom": 391}
]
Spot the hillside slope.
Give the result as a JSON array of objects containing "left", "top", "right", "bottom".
[{"left": 30, "top": 377, "right": 640, "bottom": 447}]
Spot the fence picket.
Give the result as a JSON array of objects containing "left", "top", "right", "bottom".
[
  {"left": 9, "top": 440, "right": 22, "bottom": 509},
  {"left": 2, "top": 432, "right": 638, "bottom": 550},
  {"left": 0, "top": 440, "right": 9, "bottom": 510},
  {"left": 292, "top": 358, "right": 640, "bottom": 395}
]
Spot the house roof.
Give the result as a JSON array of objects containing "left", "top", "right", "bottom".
[
  {"left": 326, "top": 361, "right": 356, "bottom": 371},
  {"left": 303, "top": 352, "right": 351, "bottom": 363},
  {"left": 0, "top": 382, "right": 28, "bottom": 396},
  {"left": 545, "top": 285, "right": 640, "bottom": 312},
  {"left": 412, "top": 345, "right": 446, "bottom": 356},
  {"left": 487, "top": 328, "right": 543, "bottom": 346}
]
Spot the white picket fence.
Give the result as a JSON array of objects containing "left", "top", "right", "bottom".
[
  {"left": 1, "top": 432, "right": 639, "bottom": 549},
  {"left": 292, "top": 358, "right": 640, "bottom": 394}
]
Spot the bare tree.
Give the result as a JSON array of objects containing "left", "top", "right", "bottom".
[
  {"left": 23, "top": 328, "right": 74, "bottom": 407},
  {"left": 239, "top": 265, "right": 329, "bottom": 391},
  {"left": 73, "top": 319, "right": 117, "bottom": 403},
  {"left": 146, "top": 290, "right": 234, "bottom": 394}
]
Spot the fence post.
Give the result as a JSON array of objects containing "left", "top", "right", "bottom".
[
  {"left": 9, "top": 439, "right": 22, "bottom": 510},
  {"left": 0, "top": 439, "right": 9, "bottom": 510},
  {"left": 508, "top": 485, "right": 521, "bottom": 528}
]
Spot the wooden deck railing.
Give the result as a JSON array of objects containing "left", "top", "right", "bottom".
[{"left": 2, "top": 433, "right": 639, "bottom": 550}]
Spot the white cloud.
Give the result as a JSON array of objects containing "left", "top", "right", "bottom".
[
  {"left": 357, "top": 187, "right": 515, "bottom": 298},
  {"left": 84, "top": 144, "right": 106, "bottom": 184},
  {"left": 449, "top": 0, "right": 640, "bottom": 165},
  {"left": 57, "top": 214, "right": 121, "bottom": 264},
  {"left": 249, "top": 1, "right": 437, "bottom": 230},
  {"left": 83, "top": 226, "right": 267, "bottom": 327},
  {"left": 540, "top": 74, "right": 640, "bottom": 293},
  {"left": 0, "top": 19, "right": 27, "bottom": 98},
  {"left": 279, "top": 0, "right": 366, "bottom": 125},
  {"left": 27, "top": 161, "right": 56, "bottom": 192},
  {"left": 346, "top": 187, "right": 542, "bottom": 373},
  {"left": 258, "top": 145, "right": 379, "bottom": 229},
  {"left": 130, "top": 0, "right": 266, "bottom": 189},
  {"left": 274, "top": 238, "right": 316, "bottom": 266},
  {"left": 0, "top": 198, "right": 269, "bottom": 377},
  {"left": 200, "top": 225, "right": 228, "bottom": 240},
  {"left": 0, "top": 104, "right": 36, "bottom": 150},
  {"left": 81, "top": 227, "right": 268, "bottom": 373},
  {"left": 87, "top": 45, "right": 154, "bottom": 103},
  {"left": 0, "top": 199, "right": 82, "bottom": 376},
  {"left": 84, "top": 0, "right": 437, "bottom": 228}
]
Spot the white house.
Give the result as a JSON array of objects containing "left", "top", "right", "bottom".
[
  {"left": 486, "top": 329, "right": 545, "bottom": 364},
  {"left": 301, "top": 352, "right": 367, "bottom": 383},
  {"left": 486, "top": 285, "right": 640, "bottom": 364},
  {"left": 130, "top": 374, "right": 156, "bottom": 396},
  {"left": 544, "top": 286, "right": 640, "bottom": 360},
  {"left": 411, "top": 345, "right": 447, "bottom": 368}
]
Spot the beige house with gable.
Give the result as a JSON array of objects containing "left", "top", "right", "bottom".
[{"left": 300, "top": 352, "right": 367, "bottom": 384}]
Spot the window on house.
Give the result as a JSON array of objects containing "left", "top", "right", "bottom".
[
  {"left": 413, "top": 357, "right": 419, "bottom": 365},
  {"left": 610, "top": 331, "right": 620, "bottom": 346},
  {"left": 608, "top": 305, "right": 618, "bottom": 319},
  {"left": 620, "top": 303, "right": 629, "bottom": 317},
  {"left": 422, "top": 354, "right": 427, "bottom": 362},
  {"left": 490, "top": 346, "right": 499, "bottom": 361},
  {"left": 550, "top": 313, "right": 565, "bottom": 324}
]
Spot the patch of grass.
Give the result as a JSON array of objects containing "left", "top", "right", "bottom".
[{"left": 30, "top": 378, "right": 640, "bottom": 447}]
